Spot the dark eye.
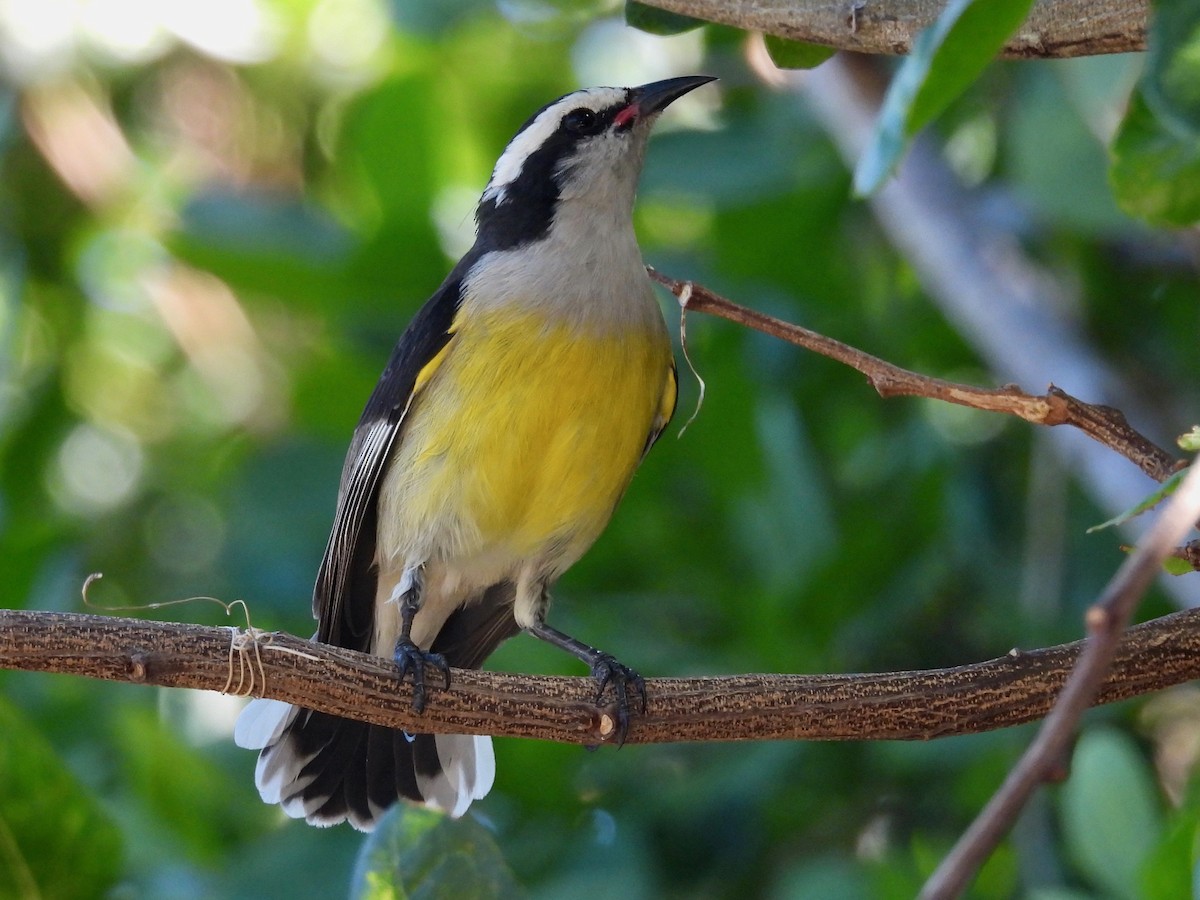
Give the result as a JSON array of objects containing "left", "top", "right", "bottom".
[{"left": 563, "top": 108, "right": 601, "bottom": 135}]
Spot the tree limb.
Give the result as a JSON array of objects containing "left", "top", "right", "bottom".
[
  {"left": 3, "top": 606, "right": 1200, "bottom": 745},
  {"left": 640, "top": 0, "right": 1147, "bottom": 58}
]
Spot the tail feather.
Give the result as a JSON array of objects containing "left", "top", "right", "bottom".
[
  {"left": 425, "top": 734, "right": 494, "bottom": 817},
  {"left": 235, "top": 698, "right": 493, "bottom": 830},
  {"left": 235, "top": 699, "right": 309, "bottom": 804},
  {"left": 390, "top": 729, "right": 422, "bottom": 802},
  {"left": 290, "top": 716, "right": 369, "bottom": 826},
  {"left": 236, "top": 585, "right": 517, "bottom": 828},
  {"left": 365, "top": 724, "right": 400, "bottom": 820}
]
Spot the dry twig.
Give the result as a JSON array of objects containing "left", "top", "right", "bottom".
[{"left": 649, "top": 269, "right": 1182, "bottom": 485}]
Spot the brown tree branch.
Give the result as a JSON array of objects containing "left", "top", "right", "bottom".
[
  {"left": 640, "top": 0, "right": 1147, "bottom": 58},
  {"left": 648, "top": 269, "right": 1183, "bottom": 484},
  {"left": 919, "top": 439, "right": 1200, "bottom": 899},
  {"left": 3, "top": 606, "right": 1200, "bottom": 745}
]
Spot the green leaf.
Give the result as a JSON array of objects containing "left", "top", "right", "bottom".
[
  {"left": 1162, "top": 555, "right": 1194, "bottom": 575},
  {"left": 1110, "top": 0, "right": 1200, "bottom": 225},
  {"left": 1060, "top": 728, "right": 1163, "bottom": 899},
  {"left": 1139, "top": 802, "right": 1194, "bottom": 899},
  {"left": 1141, "top": 0, "right": 1200, "bottom": 134},
  {"left": 1110, "top": 89, "right": 1200, "bottom": 227},
  {"left": 854, "top": 0, "right": 1036, "bottom": 194},
  {"left": 0, "top": 697, "right": 123, "bottom": 899},
  {"left": 763, "top": 35, "right": 837, "bottom": 70},
  {"left": 1085, "top": 466, "right": 1186, "bottom": 533},
  {"left": 1139, "top": 775, "right": 1200, "bottom": 899},
  {"left": 624, "top": 1, "right": 705, "bottom": 35},
  {"left": 351, "top": 806, "right": 524, "bottom": 899}
]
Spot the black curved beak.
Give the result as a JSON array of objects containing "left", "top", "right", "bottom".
[{"left": 632, "top": 75, "right": 717, "bottom": 116}]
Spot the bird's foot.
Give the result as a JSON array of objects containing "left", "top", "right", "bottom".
[
  {"left": 590, "top": 653, "right": 646, "bottom": 746},
  {"left": 392, "top": 639, "right": 451, "bottom": 713}
]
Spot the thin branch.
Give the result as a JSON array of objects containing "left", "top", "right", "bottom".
[
  {"left": 640, "top": 0, "right": 1146, "bottom": 58},
  {"left": 800, "top": 54, "right": 1200, "bottom": 613},
  {"left": 3, "top": 607, "right": 1200, "bottom": 745},
  {"left": 649, "top": 269, "right": 1182, "bottom": 484},
  {"left": 920, "top": 453, "right": 1200, "bottom": 899}
]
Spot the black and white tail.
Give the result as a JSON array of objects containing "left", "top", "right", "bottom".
[{"left": 234, "top": 699, "right": 493, "bottom": 830}]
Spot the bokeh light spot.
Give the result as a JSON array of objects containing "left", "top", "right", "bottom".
[{"left": 51, "top": 422, "right": 144, "bottom": 515}]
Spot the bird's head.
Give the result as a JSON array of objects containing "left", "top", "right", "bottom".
[{"left": 475, "top": 75, "right": 715, "bottom": 250}]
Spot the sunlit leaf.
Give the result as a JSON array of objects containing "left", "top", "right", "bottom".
[
  {"left": 351, "top": 806, "right": 523, "bottom": 899},
  {"left": 1176, "top": 426, "right": 1200, "bottom": 452},
  {"left": 337, "top": 73, "right": 451, "bottom": 304},
  {"left": 763, "top": 36, "right": 837, "bottom": 70},
  {"left": 855, "top": 0, "right": 1036, "bottom": 194},
  {"left": 1162, "top": 555, "right": 1195, "bottom": 575}
]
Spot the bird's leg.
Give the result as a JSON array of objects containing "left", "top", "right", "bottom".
[
  {"left": 391, "top": 565, "right": 450, "bottom": 713},
  {"left": 524, "top": 619, "right": 646, "bottom": 745}
]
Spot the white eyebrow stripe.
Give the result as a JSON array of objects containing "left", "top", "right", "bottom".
[
  {"left": 482, "top": 86, "right": 627, "bottom": 205},
  {"left": 482, "top": 107, "right": 561, "bottom": 205}
]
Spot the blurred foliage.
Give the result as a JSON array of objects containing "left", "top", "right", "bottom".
[
  {"left": 0, "top": 0, "right": 1197, "bottom": 897},
  {"left": 1059, "top": 728, "right": 1166, "bottom": 898},
  {"left": 624, "top": 1, "right": 705, "bottom": 37},
  {"left": 761, "top": 36, "right": 837, "bottom": 72},
  {"left": 855, "top": 0, "right": 1037, "bottom": 193},
  {"left": 0, "top": 696, "right": 122, "bottom": 898},
  {"left": 351, "top": 807, "right": 523, "bottom": 899},
  {"left": 1110, "top": 0, "right": 1200, "bottom": 226}
]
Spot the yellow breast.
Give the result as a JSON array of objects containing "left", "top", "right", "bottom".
[{"left": 377, "top": 306, "right": 672, "bottom": 573}]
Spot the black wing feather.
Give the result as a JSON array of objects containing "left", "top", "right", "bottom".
[{"left": 313, "top": 251, "right": 481, "bottom": 649}]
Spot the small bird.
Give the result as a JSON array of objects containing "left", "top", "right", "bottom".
[{"left": 235, "top": 75, "right": 715, "bottom": 830}]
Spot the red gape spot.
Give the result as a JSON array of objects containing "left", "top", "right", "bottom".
[{"left": 613, "top": 105, "right": 639, "bottom": 128}]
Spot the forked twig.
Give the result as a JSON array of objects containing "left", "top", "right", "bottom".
[{"left": 920, "top": 455, "right": 1200, "bottom": 898}]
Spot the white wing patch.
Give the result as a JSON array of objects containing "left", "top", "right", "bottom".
[{"left": 482, "top": 86, "right": 627, "bottom": 206}]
